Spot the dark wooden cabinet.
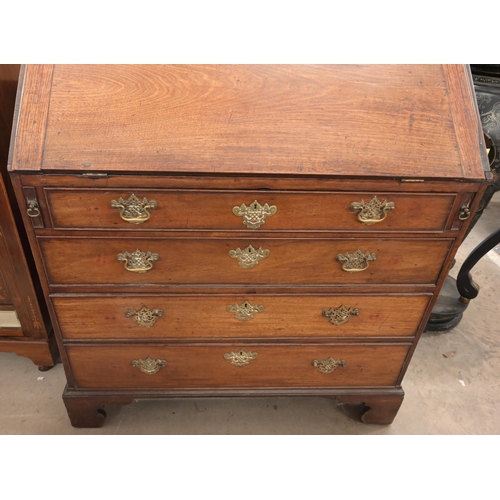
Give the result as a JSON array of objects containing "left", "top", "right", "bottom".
[
  {"left": 8, "top": 65, "right": 489, "bottom": 426},
  {"left": 0, "top": 65, "right": 57, "bottom": 369}
]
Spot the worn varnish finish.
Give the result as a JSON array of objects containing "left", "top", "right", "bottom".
[
  {"left": 52, "top": 294, "right": 430, "bottom": 340},
  {"left": 8, "top": 65, "right": 488, "bottom": 427},
  {"left": 45, "top": 189, "right": 456, "bottom": 232},
  {"left": 39, "top": 237, "right": 452, "bottom": 286},
  {"left": 0, "top": 65, "right": 57, "bottom": 368}
]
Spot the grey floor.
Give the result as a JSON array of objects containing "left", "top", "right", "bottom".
[{"left": 1, "top": 196, "right": 499, "bottom": 435}]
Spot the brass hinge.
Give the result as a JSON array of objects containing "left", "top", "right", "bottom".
[
  {"left": 400, "top": 179, "right": 425, "bottom": 183},
  {"left": 77, "top": 172, "right": 109, "bottom": 178}
]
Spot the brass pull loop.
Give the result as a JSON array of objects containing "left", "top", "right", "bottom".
[
  {"left": 459, "top": 206, "right": 471, "bottom": 220},
  {"left": 132, "top": 356, "right": 167, "bottom": 375},
  {"left": 224, "top": 350, "right": 258, "bottom": 367},
  {"left": 351, "top": 196, "right": 395, "bottom": 225},
  {"left": 322, "top": 305, "right": 359, "bottom": 326},
  {"left": 111, "top": 194, "right": 158, "bottom": 224},
  {"left": 125, "top": 306, "right": 164, "bottom": 327},
  {"left": 229, "top": 244, "right": 270, "bottom": 269},
  {"left": 312, "top": 357, "right": 346, "bottom": 374},
  {"left": 233, "top": 200, "right": 277, "bottom": 229},
  {"left": 27, "top": 200, "right": 41, "bottom": 218},
  {"left": 227, "top": 301, "right": 264, "bottom": 321},
  {"left": 336, "top": 248, "right": 376, "bottom": 273},
  {"left": 117, "top": 249, "right": 159, "bottom": 273}
]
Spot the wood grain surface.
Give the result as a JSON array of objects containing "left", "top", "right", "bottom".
[
  {"left": 67, "top": 343, "right": 410, "bottom": 389},
  {"left": 45, "top": 188, "right": 455, "bottom": 232},
  {"left": 39, "top": 237, "right": 452, "bottom": 286},
  {"left": 9, "top": 64, "right": 487, "bottom": 179},
  {"left": 52, "top": 293, "right": 430, "bottom": 339}
]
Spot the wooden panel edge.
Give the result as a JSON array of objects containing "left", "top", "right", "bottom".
[
  {"left": 8, "top": 64, "right": 54, "bottom": 172},
  {"left": 442, "top": 64, "right": 490, "bottom": 180}
]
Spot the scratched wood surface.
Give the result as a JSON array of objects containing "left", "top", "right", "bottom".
[
  {"left": 10, "top": 64, "right": 487, "bottom": 179},
  {"left": 52, "top": 293, "right": 430, "bottom": 340},
  {"left": 67, "top": 343, "right": 411, "bottom": 389}
]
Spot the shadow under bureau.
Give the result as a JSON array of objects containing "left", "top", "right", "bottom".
[{"left": 8, "top": 64, "right": 489, "bottom": 427}]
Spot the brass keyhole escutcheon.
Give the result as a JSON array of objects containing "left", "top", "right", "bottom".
[{"left": 233, "top": 200, "right": 277, "bottom": 229}]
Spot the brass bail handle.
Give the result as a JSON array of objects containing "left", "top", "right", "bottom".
[
  {"left": 111, "top": 194, "right": 158, "bottom": 224},
  {"left": 117, "top": 249, "right": 159, "bottom": 273},
  {"left": 336, "top": 248, "right": 376, "bottom": 273},
  {"left": 351, "top": 196, "right": 395, "bottom": 225}
]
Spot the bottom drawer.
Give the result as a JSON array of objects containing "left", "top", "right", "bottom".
[{"left": 66, "top": 343, "right": 411, "bottom": 389}]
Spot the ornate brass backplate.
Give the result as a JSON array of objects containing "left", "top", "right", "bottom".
[
  {"left": 229, "top": 244, "right": 270, "bottom": 269},
  {"left": 117, "top": 249, "right": 159, "bottom": 273},
  {"left": 336, "top": 248, "right": 376, "bottom": 272},
  {"left": 322, "top": 305, "right": 359, "bottom": 326},
  {"left": 350, "top": 196, "right": 395, "bottom": 225},
  {"left": 227, "top": 301, "right": 264, "bottom": 321},
  {"left": 312, "top": 357, "right": 346, "bottom": 374},
  {"left": 232, "top": 200, "right": 277, "bottom": 229},
  {"left": 110, "top": 194, "right": 158, "bottom": 224},
  {"left": 125, "top": 306, "right": 164, "bottom": 327},
  {"left": 224, "top": 349, "right": 258, "bottom": 367},
  {"left": 131, "top": 356, "right": 167, "bottom": 375}
]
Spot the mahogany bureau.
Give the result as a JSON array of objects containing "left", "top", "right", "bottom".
[
  {"left": 8, "top": 64, "right": 489, "bottom": 427},
  {"left": 0, "top": 64, "right": 56, "bottom": 370}
]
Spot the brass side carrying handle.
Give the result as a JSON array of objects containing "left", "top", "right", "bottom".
[
  {"left": 117, "top": 249, "right": 159, "bottom": 273},
  {"left": 459, "top": 206, "right": 471, "bottom": 220},
  {"left": 336, "top": 248, "right": 376, "bottom": 273},
  {"left": 312, "top": 357, "right": 346, "bottom": 374},
  {"left": 27, "top": 199, "right": 41, "bottom": 218},
  {"left": 111, "top": 194, "right": 158, "bottom": 224},
  {"left": 322, "top": 305, "right": 359, "bottom": 326},
  {"left": 132, "top": 356, "right": 167, "bottom": 375},
  {"left": 351, "top": 196, "right": 395, "bottom": 225},
  {"left": 233, "top": 200, "right": 277, "bottom": 229}
]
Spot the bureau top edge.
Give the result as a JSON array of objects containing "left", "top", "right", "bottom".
[{"left": 8, "top": 64, "right": 490, "bottom": 181}]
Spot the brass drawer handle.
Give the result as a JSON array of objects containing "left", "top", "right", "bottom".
[
  {"left": 459, "top": 206, "right": 471, "bottom": 220},
  {"left": 229, "top": 244, "right": 270, "bottom": 269},
  {"left": 125, "top": 306, "right": 164, "bottom": 327},
  {"left": 27, "top": 199, "right": 41, "bottom": 218},
  {"left": 233, "top": 200, "right": 277, "bottom": 229},
  {"left": 351, "top": 196, "right": 395, "bottom": 225},
  {"left": 312, "top": 357, "right": 346, "bottom": 374},
  {"left": 224, "top": 349, "right": 258, "bottom": 367},
  {"left": 322, "top": 305, "right": 359, "bottom": 326},
  {"left": 117, "top": 249, "right": 159, "bottom": 273},
  {"left": 132, "top": 356, "right": 167, "bottom": 375},
  {"left": 111, "top": 194, "right": 158, "bottom": 224},
  {"left": 227, "top": 301, "right": 264, "bottom": 321},
  {"left": 336, "top": 248, "right": 376, "bottom": 273}
]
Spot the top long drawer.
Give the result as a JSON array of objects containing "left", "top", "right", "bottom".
[{"left": 44, "top": 189, "right": 456, "bottom": 232}]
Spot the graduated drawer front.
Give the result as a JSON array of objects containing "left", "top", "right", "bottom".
[
  {"left": 39, "top": 237, "right": 452, "bottom": 286},
  {"left": 45, "top": 189, "right": 455, "bottom": 232},
  {"left": 66, "top": 343, "right": 411, "bottom": 389},
  {"left": 52, "top": 294, "right": 431, "bottom": 339}
]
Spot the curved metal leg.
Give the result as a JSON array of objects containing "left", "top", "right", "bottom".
[{"left": 457, "top": 227, "right": 500, "bottom": 301}]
